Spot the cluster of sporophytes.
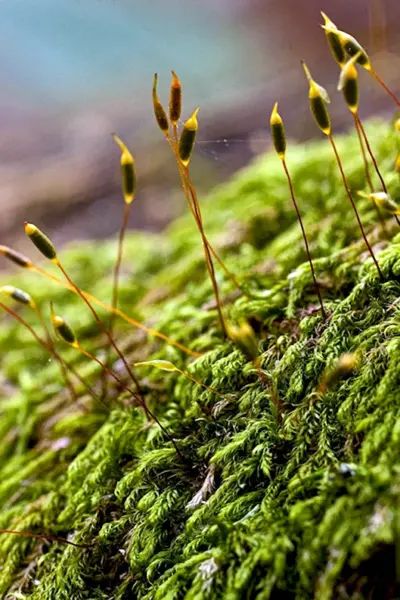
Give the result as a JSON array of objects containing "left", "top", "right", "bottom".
[{"left": 0, "top": 12, "right": 400, "bottom": 599}]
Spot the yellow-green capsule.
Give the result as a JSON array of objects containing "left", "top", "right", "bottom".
[
  {"left": 0, "top": 285, "right": 33, "bottom": 306},
  {"left": 0, "top": 245, "right": 33, "bottom": 269},
  {"left": 359, "top": 191, "right": 400, "bottom": 215},
  {"left": 337, "top": 31, "right": 371, "bottom": 70},
  {"left": 24, "top": 222, "right": 57, "bottom": 260},
  {"left": 112, "top": 134, "right": 136, "bottom": 205},
  {"left": 394, "top": 118, "right": 400, "bottom": 133},
  {"left": 395, "top": 155, "right": 400, "bottom": 174},
  {"left": 52, "top": 314, "right": 77, "bottom": 345},
  {"left": 169, "top": 71, "right": 182, "bottom": 126},
  {"left": 227, "top": 320, "right": 259, "bottom": 362},
  {"left": 318, "top": 353, "right": 358, "bottom": 393},
  {"left": 270, "top": 102, "right": 286, "bottom": 159},
  {"left": 338, "top": 54, "right": 360, "bottom": 114},
  {"left": 301, "top": 62, "right": 331, "bottom": 136},
  {"left": 178, "top": 107, "right": 199, "bottom": 167},
  {"left": 320, "top": 12, "right": 346, "bottom": 66},
  {"left": 152, "top": 74, "right": 169, "bottom": 134}
]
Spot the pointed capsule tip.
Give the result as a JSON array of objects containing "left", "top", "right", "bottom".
[
  {"left": 320, "top": 11, "right": 337, "bottom": 29},
  {"left": 301, "top": 60, "right": 312, "bottom": 81},
  {"left": 112, "top": 133, "right": 128, "bottom": 154},
  {"left": 24, "top": 222, "right": 35, "bottom": 236},
  {"left": 171, "top": 70, "right": 180, "bottom": 84},
  {"left": 270, "top": 101, "right": 281, "bottom": 124}
]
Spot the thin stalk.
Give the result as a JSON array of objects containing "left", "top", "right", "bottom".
[
  {"left": 353, "top": 114, "right": 388, "bottom": 235},
  {"left": 167, "top": 127, "right": 242, "bottom": 290},
  {"left": 356, "top": 113, "right": 400, "bottom": 227},
  {"left": 0, "top": 529, "right": 90, "bottom": 548},
  {"left": 54, "top": 259, "right": 143, "bottom": 396},
  {"left": 253, "top": 357, "right": 272, "bottom": 388},
  {"left": 32, "top": 303, "right": 77, "bottom": 405},
  {"left": 281, "top": 159, "right": 326, "bottom": 318},
  {"left": 328, "top": 134, "right": 383, "bottom": 280},
  {"left": 110, "top": 202, "right": 131, "bottom": 325},
  {"left": 25, "top": 264, "right": 200, "bottom": 357},
  {"left": 103, "top": 202, "right": 131, "bottom": 396},
  {"left": 170, "top": 125, "right": 228, "bottom": 336},
  {"left": 73, "top": 342, "right": 185, "bottom": 462},
  {"left": 184, "top": 166, "right": 244, "bottom": 290},
  {"left": 0, "top": 302, "right": 106, "bottom": 411},
  {"left": 370, "top": 68, "right": 400, "bottom": 109},
  {"left": 175, "top": 367, "right": 224, "bottom": 397}
]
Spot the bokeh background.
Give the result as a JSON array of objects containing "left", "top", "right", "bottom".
[{"left": 1, "top": 0, "right": 399, "bottom": 259}]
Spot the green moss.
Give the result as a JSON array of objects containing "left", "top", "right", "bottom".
[{"left": 0, "top": 121, "right": 400, "bottom": 598}]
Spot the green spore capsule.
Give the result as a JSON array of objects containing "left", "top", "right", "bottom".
[
  {"left": 178, "top": 107, "right": 199, "bottom": 167},
  {"left": 112, "top": 134, "right": 136, "bottom": 205},
  {"left": 169, "top": 71, "right": 182, "bottom": 126},
  {"left": 152, "top": 74, "right": 169, "bottom": 133},
  {"left": 338, "top": 54, "right": 360, "bottom": 114},
  {"left": 359, "top": 191, "right": 400, "bottom": 215},
  {"left": 318, "top": 353, "right": 358, "bottom": 394},
  {"left": 24, "top": 222, "right": 57, "bottom": 260},
  {"left": 227, "top": 320, "right": 259, "bottom": 362},
  {"left": 321, "top": 12, "right": 346, "bottom": 66},
  {"left": 302, "top": 61, "right": 331, "bottom": 136},
  {"left": 270, "top": 102, "right": 286, "bottom": 159},
  {"left": 0, "top": 245, "right": 33, "bottom": 269},
  {"left": 52, "top": 314, "right": 77, "bottom": 345},
  {"left": 338, "top": 31, "right": 370, "bottom": 69},
  {"left": 0, "top": 285, "right": 32, "bottom": 306}
]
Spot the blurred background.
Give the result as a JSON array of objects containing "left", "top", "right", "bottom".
[{"left": 0, "top": 0, "right": 399, "bottom": 259}]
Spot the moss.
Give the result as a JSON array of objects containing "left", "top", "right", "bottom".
[{"left": 0, "top": 121, "right": 400, "bottom": 599}]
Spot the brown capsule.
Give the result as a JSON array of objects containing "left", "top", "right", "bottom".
[
  {"left": 302, "top": 61, "right": 331, "bottom": 136},
  {"left": 152, "top": 74, "right": 169, "bottom": 133},
  {"left": 338, "top": 54, "right": 360, "bottom": 114},
  {"left": 24, "top": 222, "right": 57, "bottom": 260},
  {"left": 178, "top": 107, "right": 199, "bottom": 167},
  {"left": 0, "top": 285, "right": 32, "bottom": 306},
  {"left": 169, "top": 71, "right": 182, "bottom": 125},
  {"left": 320, "top": 12, "right": 346, "bottom": 66},
  {"left": 0, "top": 245, "right": 33, "bottom": 269},
  {"left": 270, "top": 102, "right": 286, "bottom": 159},
  {"left": 52, "top": 314, "right": 77, "bottom": 345},
  {"left": 112, "top": 134, "right": 136, "bottom": 205}
]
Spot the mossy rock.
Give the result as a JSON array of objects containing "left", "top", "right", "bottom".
[{"left": 0, "top": 122, "right": 400, "bottom": 599}]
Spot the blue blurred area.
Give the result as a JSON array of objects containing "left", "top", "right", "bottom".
[{"left": 0, "top": 0, "right": 254, "bottom": 110}]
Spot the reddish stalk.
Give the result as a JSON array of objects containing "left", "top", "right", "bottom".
[
  {"left": 26, "top": 264, "right": 200, "bottom": 357},
  {"left": 328, "top": 134, "right": 383, "bottom": 280},
  {"left": 54, "top": 259, "right": 143, "bottom": 396},
  {"left": 170, "top": 126, "right": 228, "bottom": 336},
  {"left": 103, "top": 202, "right": 131, "bottom": 396},
  {"left": 370, "top": 68, "right": 400, "bottom": 109},
  {"left": 73, "top": 342, "right": 185, "bottom": 462},
  {"left": 0, "top": 529, "right": 90, "bottom": 548},
  {"left": 356, "top": 114, "right": 400, "bottom": 227},
  {"left": 0, "top": 301, "right": 107, "bottom": 411},
  {"left": 282, "top": 159, "right": 326, "bottom": 318},
  {"left": 352, "top": 114, "right": 388, "bottom": 235}
]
